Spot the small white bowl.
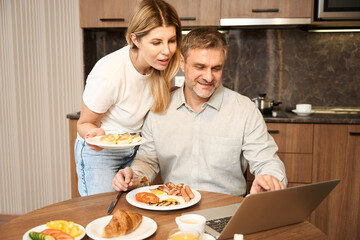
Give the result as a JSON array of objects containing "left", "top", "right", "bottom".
[{"left": 296, "top": 104, "right": 312, "bottom": 113}]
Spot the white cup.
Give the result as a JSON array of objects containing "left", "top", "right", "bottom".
[
  {"left": 175, "top": 214, "right": 206, "bottom": 239},
  {"left": 296, "top": 104, "right": 312, "bottom": 113}
]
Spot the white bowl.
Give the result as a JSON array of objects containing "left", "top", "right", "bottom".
[{"left": 296, "top": 104, "right": 312, "bottom": 112}]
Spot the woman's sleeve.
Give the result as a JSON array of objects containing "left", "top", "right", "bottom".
[{"left": 82, "top": 62, "right": 119, "bottom": 114}]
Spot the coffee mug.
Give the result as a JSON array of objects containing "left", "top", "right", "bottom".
[
  {"left": 175, "top": 214, "right": 206, "bottom": 239},
  {"left": 168, "top": 228, "right": 200, "bottom": 240},
  {"left": 296, "top": 104, "right": 312, "bottom": 113}
]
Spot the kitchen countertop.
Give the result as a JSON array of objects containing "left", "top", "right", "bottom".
[
  {"left": 67, "top": 108, "right": 360, "bottom": 125},
  {"left": 263, "top": 108, "right": 360, "bottom": 124},
  {"left": 67, "top": 111, "right": 81, "bottom": 120}
]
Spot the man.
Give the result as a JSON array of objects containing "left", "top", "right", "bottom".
[{"left": 113, "top": 27, "right": 287, "bottom": 196}]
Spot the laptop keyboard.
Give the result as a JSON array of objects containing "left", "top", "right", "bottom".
[{"left": 206, "top": 216, "right": 232, "bottom": 233}]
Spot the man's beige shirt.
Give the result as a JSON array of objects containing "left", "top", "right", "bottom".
[{"left": 131, "top": 85, "right": 287, "bottom": 196}]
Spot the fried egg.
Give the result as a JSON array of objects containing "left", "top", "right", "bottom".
[
  {"left": 150, "top": 189, "right": 165, "bottom": 195},
  {"left": 150, "top": 189, "right": 186, "bottom": 204}
]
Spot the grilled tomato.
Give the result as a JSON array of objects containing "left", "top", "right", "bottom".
[{"left": 135, "top": 192, "right": 160, "bottom": 204}]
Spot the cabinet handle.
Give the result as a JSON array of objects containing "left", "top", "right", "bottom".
[
  {"left": 268, "top": 130, "right": 280, "bottom": 134},
  {"left": 180, "top": 17, "right": 196, "bottom": 21},
  {"left": 349, "top": 132, "right": 360, "bottom": 136},
  {"left": 252, "top": 8, "right": 279, "bottom": 13},
  {"left": 100, "top": 18, "right": 125, "bottom": 22}
]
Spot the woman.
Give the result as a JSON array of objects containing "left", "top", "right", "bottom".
[{"left": 75, "top": 0, "right": 182, "bottom": 196}]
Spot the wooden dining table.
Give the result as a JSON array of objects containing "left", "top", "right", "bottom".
[{"left": 1, "top": 190, "right": 328, "bottom": 240}]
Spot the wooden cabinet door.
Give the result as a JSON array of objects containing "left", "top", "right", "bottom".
[
  {"left": 267, "top": 123, "right": 313, "bottom": 153},
  {"left": 80, "top": 0, "right": 139, "bottom": 28},
  {"left": 246, "top": 152, "right": 312, "bottom": 183},
  {"left": 247, "top": 123, "right": 313, "bottom": 187},
  {"left": 277, "top": 153, "right": 312, "bottom": 183},
  {"left": 312, "top": 124, "right": 360, "bottom": 240},
  {"left": 166, "top": 0, "right": 220, "bottom": 26},
  {"left": 80, "top": 0, "right": 220, "bottom": 28},
  {"left": 267, "top": 123, "right": 313, "bottom": 184},
  {"left": 221, "top": 0, "right": 312, "bottom": 18}
]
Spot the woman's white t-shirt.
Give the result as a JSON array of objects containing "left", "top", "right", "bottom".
[{"left": 83, "top": 45, "right": 153, "bottom": 134}]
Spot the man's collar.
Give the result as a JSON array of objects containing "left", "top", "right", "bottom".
[
  {"left": 174, "top": 84, "right": 224, "bottom": 111},
  {"left": 206, "top": 84, "right": 224, "bottom": 111}
]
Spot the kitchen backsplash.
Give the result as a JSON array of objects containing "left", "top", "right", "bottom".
[{"left": 83, "top": 28, "right": 360, "bottom": 109}]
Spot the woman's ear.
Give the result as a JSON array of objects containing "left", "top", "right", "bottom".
[{"left": 130, "top": 33, "right": 139, "bottom": 48}]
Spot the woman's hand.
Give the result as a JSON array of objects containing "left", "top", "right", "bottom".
[
  {"left": 84, "top": 128, "right": 105, "bottom": 151},
  {"left": 77, "top": 102, "right": 105, "bottom": 151}
]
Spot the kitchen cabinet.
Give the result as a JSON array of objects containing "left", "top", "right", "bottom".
[
  {"left": 79, "top": 0, "right": 359, "bottom": 29},
  {"left": 246, "top": 123, "right": 360, "bottom": 240},
  {"left": 268, "top": 123, "right": 313, "bottom": 185},
  {"left": 79, "top": 0, "right": 220, "bottom": 28},
  {"left": 80, "top": 0, "right": 139, "bottom": 28},
  {"left": 220, "top": 0, "right": 312, "bottom": 26},
  {"left": 221, "top": 0, "right": 312, "bottom": 18},
  {"left": 311, "top": 124, "right": 360, "bottom": 240},
  {"left": 166, "top": 0, "right": 220, "bottom": 27},
  {"left": 247, "top": 123, "right": 313, "bottom": 189}
]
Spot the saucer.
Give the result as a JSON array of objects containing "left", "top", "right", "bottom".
[
  {"left": 203, "top": 233, "right": 216, "bottom": 240},
  {"left": 292, "top": 109, "right": 315, "bottom": 116}
]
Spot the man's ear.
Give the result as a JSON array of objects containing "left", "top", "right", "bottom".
[
  {"left": 130, "top": 33, "right": 139, "bottom": 48},
  {"left": 180, "top": 54, "right": 185, "bottom": 72}
]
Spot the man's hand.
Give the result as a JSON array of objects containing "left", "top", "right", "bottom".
[
  {"left": 112, "top": 167, "right": 139, "bottom": 191},
  {"left": 250, "top": 174, "right": 285, "bottom": 194}
]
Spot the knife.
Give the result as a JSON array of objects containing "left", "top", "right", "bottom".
[{"left": 107, "top": 191, "right": 123, "bottom": 215}]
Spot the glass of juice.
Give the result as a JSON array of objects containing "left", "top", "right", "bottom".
[{"left": 167, "top": 228, "right": 200, "bottom": 240}]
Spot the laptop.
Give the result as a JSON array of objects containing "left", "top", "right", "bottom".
[{"left": 185, "top": 179, "right": 340, "bottom": 239}]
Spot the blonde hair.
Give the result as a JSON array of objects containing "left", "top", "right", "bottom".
[
  {"left": 126, "top": 0, "right": 182, "bottom": 113},
  {"left": 181, "top": 27, "right": 228, "bottom": 61}
]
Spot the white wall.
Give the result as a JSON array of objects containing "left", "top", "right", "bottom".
[{"left": 0, "top": 0, "right": 83, "bottom": 214}]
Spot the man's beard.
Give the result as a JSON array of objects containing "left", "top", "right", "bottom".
[{"left": 191, "top": 83, "right": 216, "bottom": 99}]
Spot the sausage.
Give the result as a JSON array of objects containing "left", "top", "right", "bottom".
[
  {"left": 157, "top": 185, "right": 170, "bottom": 193},
  {"left": 166, "top": 182, "right": 176, "bottom": 189},
  {"left": 181, "top": 188, "right": 190, "bottom": 202},
  {"left": 168, "top": 188, "right": 177, "bottom": 195},
  {"left": 185, "top": 185, "right": 195, "bottom": 199}
]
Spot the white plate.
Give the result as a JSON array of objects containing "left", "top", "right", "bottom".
[
  {"left": 23, "top": 223, "right": 85, "bottom": 240},
  {"left": 126, "top": 185, "right": 201, "bottom": 211},
  {"left": 203, "top": 233, "right": 216, "bottom": 240},
  {"left": 86, "top": 215, "right": 157, "bottom": 240},
  {"left": 292, "top": 109, "right": 315, "bottom": 116},
  {"left": 86, "top": 136, "right": 146, "bottom": 149}
]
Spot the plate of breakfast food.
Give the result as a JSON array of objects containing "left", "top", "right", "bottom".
[
  {"left": 126, "top": 182, "right": 201, "bottom": 211},
  {"left": 86, "top": 133, "right": 146, "bottom": 149},
  {"left": 23, "top": 220, "right": 85, "bottom": 240},
  {"left": 86, "top": 209, "right": 157, "bottom": 240}
]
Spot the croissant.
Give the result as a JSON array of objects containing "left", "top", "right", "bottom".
[{"left": 102, "top": 209, "right": 142, "bottom": 238}]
